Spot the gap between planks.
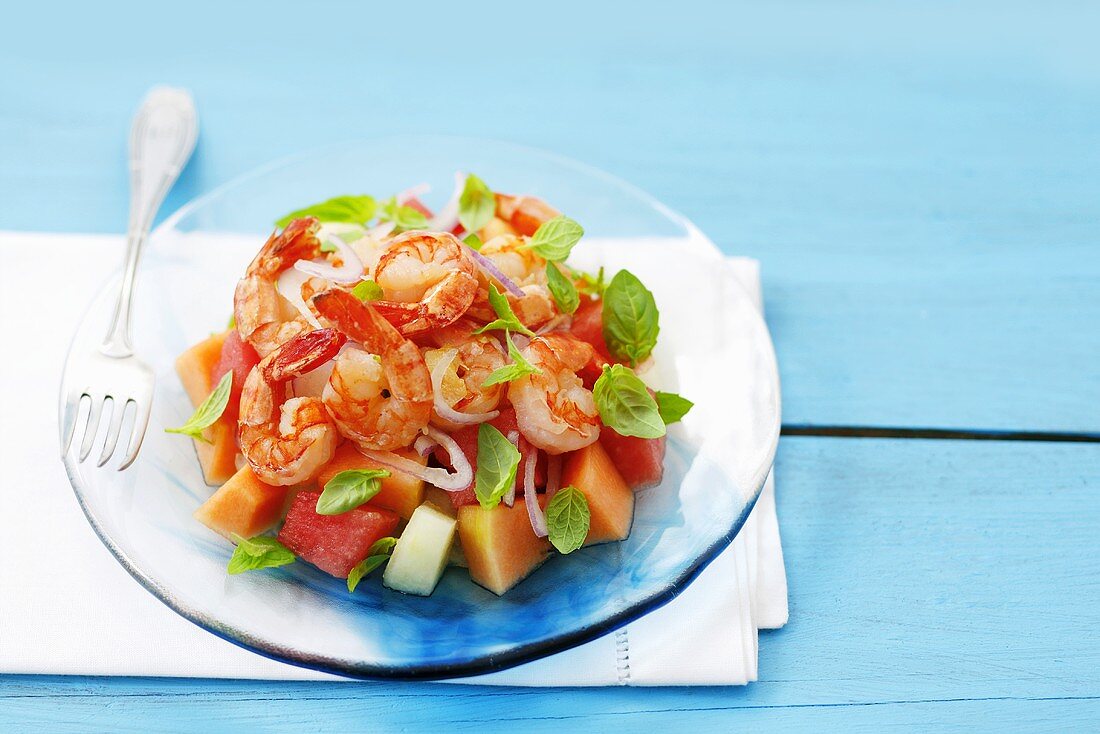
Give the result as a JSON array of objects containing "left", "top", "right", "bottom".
[{"left": 780, "top": 425, "right": 1100, "bottom": 444}]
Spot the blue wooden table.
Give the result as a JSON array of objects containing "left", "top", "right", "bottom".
[{"left": 4, "top": 1, "right": 1099, "bottom": 731}]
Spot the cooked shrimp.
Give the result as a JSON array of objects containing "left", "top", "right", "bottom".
[
  {"left": 312, "top": 288, "right": 432, "bottom": 450},
  {"left": 493, "top": 193, "right": 560, "bottom": 237},
  {"left": 370, "top": 230, "right": 479, "bottom": 337},
  {"left": 238, "top": 328, "right": 346, "bottom": 486},
  {"left": 508, "top": 334, "right": 600, "bottom": 454},
  {"left": 423, "top": 334, "right": 508, "bottom": 430},
  {"left": 234, "top": 217, "right": 325, "bottom": 357},
  {"left": 478, "top": 234, "right": 557, "bottom": 329}
]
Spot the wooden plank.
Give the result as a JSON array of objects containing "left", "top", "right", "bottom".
[
  {"left": 1, "top": 2, "right": 1098, "bottom": 431},
  {"left": 3, "top": 437, "right": 1097, "bottom": 731}
]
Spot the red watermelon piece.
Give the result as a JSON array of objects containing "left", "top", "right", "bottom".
[
  {"left": 598, "top": 429, "right": 667, "bottom": 491},
  {"left": 211, "top": 329, "right": 259, "bottom": 422},
  {"left": 277, "top": 491, "right": 400, "bottom": 578}
]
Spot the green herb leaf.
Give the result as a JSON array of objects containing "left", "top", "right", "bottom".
[
  {"left": 464, "top": 232, "right": 483, "bottom": 251},
  {"left": 379, "top": 196, "right": 428, "bottom": 232},
  {"left": 227, "top": 313, "right": 236, "bottom": 329},
  {"left": 227, "top": 534, "right": 296, "bottom": 575},
  {"left": 165, "top": 371, "right": 234, "bottom": 442},
  {"left": 474, "top": 423, "right": 521, "bottom": 509},
  {"left": 352, "top": 279, "right": 384, "bottom": 302},
  {"left": 316, "top": 469, "right": 390, "bottom": 515},
  {"left": 593, "top": 364, "right": 666, "bottom": 439},
  {"left": 655, "top": 391, "right": 694, "bottom": 424},
  {"left": 275, "top": 195, "right": 377, "bottom": 229},
  {"left": 524, "top": 216, "right": 584, "bottom": 262},
  {"left": 546, "top": 486, "right": 590, "bottom": 554},
  {"left": 473, "top": 284, "right": 535, "bottom": 337},
  {"left": 482, "top": 332, "right": 541, "bottom": 387},
  {"left": 576, "top": 266, "right": 605, "bottom": 296},
  {"left": 545, "top": 262, "right": 580, "bottom": 315},
  {"left": 458, "top": 173, "right": 495, "bottom": 234},
  {"left": 320, "top": 240, "right": 338, "bottom": 253},
  {"left": 346, "top": 536, "right": 398, "bottom": 592},
  {"left": 602, "top": 270, "right": 659, "bottom": 365}
]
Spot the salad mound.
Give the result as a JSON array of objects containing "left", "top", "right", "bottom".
[{"left": 169, "top": 175, "right": 692, "bottom": 596}]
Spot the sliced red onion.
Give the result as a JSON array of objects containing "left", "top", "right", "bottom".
[
  {"left": 293, "top": 235, "right": 363, "bottom": 284},
  {"left": 466, "top": 246, "right": 526, "bottom": 297},
  {"left": 503, "top": 430, "right": 521, "bottom": 507},
  {"left": 524, "top": 447, "right": 548, "bottom": 537},
  {"left": 511, "top": 333, "right": 531, "bottom": 351},
  {"left": 413, "top": 434, "right": 437, "bottom": 457},
  {"left": 366, "top": 221, "right": 396, "bottom": 241},
  {"left": 276, "top": 268, "right": 323, "bottom": 329},
  {"left": 357, "top": 425, "right": 472, "bottom": 492},
  {"left": 430, "top": 349, "right": 501, "bottom": 425},
  {"left": 426, "top": 171, "right": 464, "bottom": 232},
  {"left": 546, "top": 453, "right": 562, "bottom": 499},
  {"left": 397, "top": 183, "right": 430, "bottom": 204}
]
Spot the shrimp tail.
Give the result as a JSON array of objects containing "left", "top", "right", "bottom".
[
  {"left": 264, "top": 328, "right": 346, "bottom": 383},
  {"left": 246, "top": 217, "right": 322, "bottom": 277},
  {"left": 312, "top": 288, "right": 402, "bottom": 354}
]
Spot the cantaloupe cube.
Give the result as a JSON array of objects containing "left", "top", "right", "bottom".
[
  {"left": 458, "top": 499, "right": 551, "bottom": 595},
  {"left": 315, "top": 443, "right": 426, "bottom": 519},
  {"left": 560, "top": 441, "right": 635, "bottom": 546},
  {"left": 194, "top": 464, "right": 292, "bottom": 540},
  {"left": 175, "top": 330, "right": 238, "bottom": 486}
]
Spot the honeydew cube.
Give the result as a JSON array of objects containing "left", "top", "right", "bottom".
[{"left": 383, "top": 503, "right": 457, "bottom": 596}]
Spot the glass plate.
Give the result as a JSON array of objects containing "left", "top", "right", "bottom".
[{"left": 60, "top": 136, "right": 780, "bottom": 679}]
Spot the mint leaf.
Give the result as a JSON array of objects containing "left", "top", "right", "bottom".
[
  {"left": 379, "top": 196, "right": 428, "bottom": 232},
  {"left": 655, "top": 391, "right": 694, "bottom": 424},
  {"left": 165, "top": 371, "right": 233, "bottom": 442},
  {"left": 474, "top": 423, "right": 521, "bottom": 508},
  {"left": 459, "top": 173, "right": 495, "bottom": 234},
  {"left": 346, "top": 536, "right": 398, "bottom": 592},
  {"left": 524, "top": 216, "right": 584, "bottom": 262},
  {"left": 275, "top": 195, "right": 376, "bottom": 229},
  {"left": 482, "top": 332, "right": 540, "bottom": 387},
  {"left": 352, "top": 279, "right": 384, "bottom": 302},
  {"left": 545, "top": 262, "right": 580, "bottom": 315},
  {"left": 227, "top": 534, "right": 296, "bottom": 575},
  {"left": 473, "top": 284, "right": 535, "bottom": 337},
  {"left": 602, "top": 270, "right": 659, "bottom": 365},
  {"left": 464, "top": 232, "right": 483, "bottom": 251},
  {"left": 593, "top": 364, "right": 665, "bottom": 439},
  {"left": 316, "top": 469, "right": 390, "bottom": 515},
  {"left": 546, "top": 486, "right": 590, "bottom": 554}
]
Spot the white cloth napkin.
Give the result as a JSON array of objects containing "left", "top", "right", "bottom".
[{"left": 0, "top": 231, "right": 786, "bottom": 686}]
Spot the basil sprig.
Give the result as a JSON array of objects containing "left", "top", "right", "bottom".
[
  {"left": 546, "top": 486, "right": 590, "bottom": 554},
  {"left": 347, "top": 537, "right": 398, "bottom": 592},
  {"left": 474, "top": 284, "right": 535, "bottom": 337},
  {"left": 316, "top": 469, "right": 391, "bottom": 516},
  {"left": 545, "top": 262, "right": 580, "bottom": 315},
  {"left": 458, "top": 173, "right": 495, "bottom": 234},
  {"left": 352, "top": 279, "right": 384, "bottom": 302},
  {"left": 593, "top": 364, "right": 665, "bottom": 439},
  {"left": 165, "top": 371, "right": 234, "bottom": 442},
  {"left": 524, "top": 216, "right": 584, "bottom": 261},
  {"left": 602, "top": 269, "right": 659, "bottom": 366},
  {"left": 227, "top": 534, "right": 296, "bottom": 575},
  {"left": 379, "top": 196, "right": 428, "bottom": 232},
  {"left": 482, "top": 333, "right": 540, "bottom": 387},
  {"left": 474, "top": 423, "right": 521, "bottom": 509},
  {"left": 275, "top": 195, "right": 377, "bottom": 229},
  {"left": 655, "top": 391, "right": 693, "bottom": 425}
]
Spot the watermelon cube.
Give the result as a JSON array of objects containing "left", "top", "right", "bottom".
[
  {"left": 598, "top": 429, "right": 667, "bottom": 490},
  {"left": 277, "top": 491, "right": 400, "bottom": 578}
]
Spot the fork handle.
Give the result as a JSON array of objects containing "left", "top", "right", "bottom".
[{"left": 101, "top": 87, "right": 198, "bottom": 358}]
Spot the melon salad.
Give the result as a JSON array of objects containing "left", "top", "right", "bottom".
[{"left": 168, "top": 174, "right": 693, "bottom": 596}]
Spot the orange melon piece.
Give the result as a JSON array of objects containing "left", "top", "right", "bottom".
[
  {"left": 315, "top": 443, "right": 426, "bottom": 519},
  {"left": 560, "top": 441, "right": 635, "bottom": 546},
  {"left": 194, "top": 464, "right": 292, "bottom": 540},
  {"left": 175, "top": 330, "right": 238, "bottom": 486},
  {"left": 458, "top": 499, "right": 551, "bottom": 595}
]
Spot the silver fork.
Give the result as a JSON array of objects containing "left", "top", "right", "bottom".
[{"left": 60, "top": 87, "right": 199, "bottom": 469}]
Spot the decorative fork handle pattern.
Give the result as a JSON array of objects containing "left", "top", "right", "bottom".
[{"left": 101, "top": 88, "right": 198, "bottom": 358}]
